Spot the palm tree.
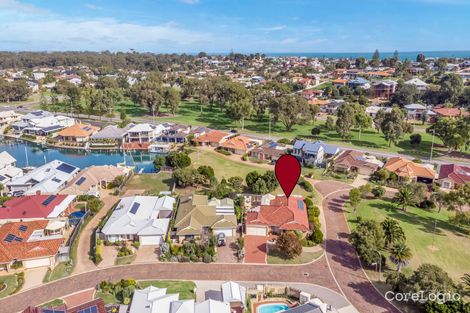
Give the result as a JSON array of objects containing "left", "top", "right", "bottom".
[
  {"left": 381, "top": 218, "right": 406, "bottom": 248},
  {"left": 462, "top": 273, "right": 470, "bottom": 294},
  {"left": 394, "top": 185, "right": 414, "bottom": 212},
  {"left": 389, "top": 242, "right": 412, "bottom": 272}
]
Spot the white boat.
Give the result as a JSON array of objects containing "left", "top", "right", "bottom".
[{"left": 149, "top": 143, "right": 172, "bottom": 154}]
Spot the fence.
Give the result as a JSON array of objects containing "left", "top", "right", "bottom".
[{"left": 65, "top": 210, "right": 91, "bottom": 257}]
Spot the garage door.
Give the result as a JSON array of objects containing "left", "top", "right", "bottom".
[
  {"left": 139, "top": 235, "right": 162, "bottom": 246},
  {"left": 246, "top": 226, "right": 267, "bottom": 236},
  {"left": 214, "top": 228, "right": 233, "bottom": 237},
  {"left": 24, "top": 258, "right": 51, "bottom": 269}
]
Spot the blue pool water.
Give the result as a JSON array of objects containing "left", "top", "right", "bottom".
[
  {"left": 257, "top": 303, "right": 289, "bottom": 313},
  {"left": 69, "top": 211, "right": 86, "bottom": 226}
]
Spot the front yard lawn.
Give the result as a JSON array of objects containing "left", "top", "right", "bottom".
[
  {"left": 44, "top": 262, "right": 73, "bottom": 282},
  {"left": 346, "top": 198, "right": 470, "bottom": 280},
  {"left": 41, "top": 299, "right": 64, "bottom": 308},
  {"left": 0, "top": 274, "right": 18, "bottom": 298},
  {"left": 267, "top": 249, "right": 323, "bottom": 265}
]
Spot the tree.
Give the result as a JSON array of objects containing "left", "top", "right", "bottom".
[
  {"left": 225, "top": 83, "right": 253, "bottom": 129},
  {"left": 416, "top": 53, "right": 426, "bottom": 63},
  {"left": 228, "top": 176, "right": 244, "bottom": 193},
  {"left": 262, "top": 170, "right": 278, "bottom": 192},
  {"left": 166, "top": 151, "right": 191, "bottom": 168},
  {"left": 390, "top": 83, "right": 418, "bottom": 107},
  {"left": 439, "top": 73, "right": 464, "bottom": 104},
  {"left": 354, "top": 108, "right": 372, "bottom": 140},
  {"left": 428, "top": 117, "right": 469, "bottom": 151},
  {"left": 197, "top": 165, "right": 215, "bottom": 183},
  {"left": 381, "top": 218, "right": 406, "bottom": 248},
  {"left": 172, "top": 167, "right": 196, "bottom": 187},
  {"left": 349, "top": 218, "right": 385, "bottom": 265},
  {"left": 349, "top": 188, "right": 362, "bottom": 213},
  {"left": 458, "top": 87, "right": 470, "bottom": 108},
  {"left": 163, "top": 87, "right": 180, "bottom": 115},
  {"left": 371, "top": 49, "right": 381, "bottom": 67},
  {"left": 380, "top": 107, "right": 411, "bottom": 146},
  {"left": 431, "top": 191, "right": 448, "bottom": 213},
  {"left": 276, "top": 232, "right": 302, "bottom": 259},
  {"left": 246, "top": 171, "right": 261, "bottom": 187},
  {"left": 335, "top": 103, "right": 356, "bottom": 139},
  {"left": 270, "top": 94, "right": 309, "bottom": 131},
  {"left": 372, "top": 186, "right": 386, "bottom": 198},
  {"left": 325, "top": 116, "right": 335, "bottom": 131},
  {"left": 425, "top": 299, "right": 470, "bottom": 313},
  {"left": 131, "top": 74, "right": 164, "bottom": 117},
  {"left": 389, "top": 241, "right": 412, "bottom": 272},
  {"left": 355, "top": 57, "right": 366, "bottom": 69},
  {"left": 410, "top": 133, "right": 422, "bottom": 145},
  {"left": 405, "top": 264, "right": 455, "bottom": 299},
  {"left": 252, "top": 178, "right": 269, "bottom": 194},
  {"left": 462, "top": 273, "right": 470, "bottom": 294},
  {"left": 311, "top": 127, "right": 320, "bottom": 137},
  {"left": 394, "top": 185, "right": 415, "bottom": 212}
]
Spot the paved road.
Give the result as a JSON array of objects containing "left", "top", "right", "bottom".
[
  {"left": 0, "top": 259, "right": 338, "bottom": 312},
  {"left": 315, "top": 181, "right": 401, "bottom": 313}
]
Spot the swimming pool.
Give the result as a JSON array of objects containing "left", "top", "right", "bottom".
[
  {"left": 68, "top": 211, "right": 86, "bottom": 226},
  {"left": 257, "top": 303, "right": 289, "bottom": 313}
]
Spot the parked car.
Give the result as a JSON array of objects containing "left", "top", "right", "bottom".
[{"left": 217, "top": 233, "right": 226, "bottom": 246}]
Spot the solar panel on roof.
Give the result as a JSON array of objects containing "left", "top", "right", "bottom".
[
  {"left": 0, "top": 174, "right": 6, "bottom": 181},
  {"left": 56, "top": 163, "right": 77, "bottom": 174},
  {"left": 14, "top": 236, "right": 23, "bottom": 242},
  {"left": 77, "top": 306, "right": 98, "bottom": 313},
  {"left": 76, "top": 177, "right": 86, "bottom": 186},
  {"left": 42, "top": 309, "right": 65, "bottom": 313},
  {"left": 83, "top": 126, "right": 92, "bottom": 131},
  {"left": 129, "top": 202, "right": 140, "bottom": 214},
  {"left": 42, "top": 195, "right": 57, "bottom": 206},
  {"left": 4, "top": 233, "right": 15, "bottom": 242},
  {"left": 19, "top": 225, "right": 28, "bottom": 232},
  {"left": 52, "top": 177, "right": 62, "bottom": 183}
]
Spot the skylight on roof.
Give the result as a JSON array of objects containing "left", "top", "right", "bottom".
[
  {"left": 42, "top": 195, "right": 57, "bottom": 206},
  {"left": 129, "top": 202, "right": 141, "bottom": 214}
]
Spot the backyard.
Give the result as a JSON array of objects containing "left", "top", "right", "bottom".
[
  {"left": 0, "top": 274, "right": 18, "bottom": 298},
  {"left": 346, "top": 198, "right": 470, "bottom": 280}
]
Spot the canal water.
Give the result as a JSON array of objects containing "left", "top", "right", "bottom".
[{"left": 0, "top": 139, "right": 157, "bottom": 173}]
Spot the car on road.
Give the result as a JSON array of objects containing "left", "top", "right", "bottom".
[{"left": 217, "top": 233, "right": 226, "bottom": 246}]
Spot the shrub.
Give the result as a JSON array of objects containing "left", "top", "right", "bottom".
[
  {"left": 241, "top": 154, "right": 248, "bottom": 161},
  {"left": 94, "top": 253, "right": 103, "bottom": 264},
  {"left": 371, "top": 186, "right": 386, "bottom": 198},
  {"left": 277, "top": 138, "right": 292, "bottom": 144},
  {"left": 131, "top": 241, "right": 140, "bottom": 249},
  {"left": 11, "top": 261, "right": 23, "bottom": 269},
  {"left": 298, "top": 177, "right": 313, "bottom": 192},
  {"left": 311, "top": 228, "right": 324, "bottom": 244},
  {"left": 203, "top": 253, "right": 212, "bottom": 263},
  {"left": 103, "top": 239, "right": 112, "bottom": 246},
  {"left": 304, "top": 197, "right": 314, "bottom": 210},
  {"left": 215, "top": 147, "right": 231, "bottom": 155},
  {"left": 410, "top": 133, "right": 422, "bottom": 145},
  {"left": 117, "top": 246, "right": 133, "bottom": 257},
  {"left": 276, "top": 232, "right": 302, "bottom": 259},
  {"left": 309, "top": 206, "right": 320, "bottom": 217}
]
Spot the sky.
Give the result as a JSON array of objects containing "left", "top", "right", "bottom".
[{"left": 0, "top": 0, "right": 470, "bottom": 53}]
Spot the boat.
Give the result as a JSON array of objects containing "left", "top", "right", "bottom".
[{"left": 148, "top": 143, "right": 172, "bottom": 154}]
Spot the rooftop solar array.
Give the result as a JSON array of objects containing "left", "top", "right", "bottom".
[
  {"left": 76, "top": 177, "right": 86, "bottom": 186},
  {"left": 83, "top": 126, "right": 92, "bottom": 131},
  {"left": 19, "top": 225, "right": 28, "bottom": 232},
  {"left": 4, "top": 233, "right": 15, "bottom": 242},
  {"left": 77, "top": 306, "right": 98, "bottom": 313},
  {"left": 42, "top": 309, "right": 66, "bottom": 313},
  {"left": 56, "top": 163, "right": 77, "bottom": 174},
  {"left": 52, "top": 177, "right": 62, "bottom": 183},
  {"left": 42, "top": 195, "right": 57, "bottom": 206},
  {"left": 0, "top": 174, "right": 6, "bottom": 181},
  {"left": 129, "top": 202, "right": 140, "bottom": 214}
]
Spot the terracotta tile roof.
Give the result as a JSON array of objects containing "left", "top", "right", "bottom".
[
  {"left": 433, "top": 107, "right": 468, "bottom": 117},
  {"left": 308, "top": 99, "right": 329, "bottom": 106},
  {"left": 367, "top": 71, "right": 392, "bottom": 77},
  {"left": 384, "top": 157, "right": 436, "bottom": 179},
  {"left": 193, "top": 130, "right": 230, "bottom": 144},
  {"left": 0, "top": 194, "right": 69, "bottom": 220},
  {"left": 333, "top": 150, "right": 380, "bottom": 171},
  {"left": 332, "top": 78, "right": 347, "bottom": 84},
  {"left": 246, "top": 196, "right": 309, "bottom": 232},
  {"left": 0, "top": 220, "right": 63, "bottom": 264},
  {"left": 58, "top": 123, "right": 99, "bottom": 138},
  {"left": 438, "top": 164, "right": 470, "bottom": 186},
  {"left": 220, "top": 136, "right": 253, "bottom": 151}
]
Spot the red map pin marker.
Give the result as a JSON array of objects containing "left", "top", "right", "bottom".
[{"left": 275, "top": 154, "right": 301, "bottom": 199}]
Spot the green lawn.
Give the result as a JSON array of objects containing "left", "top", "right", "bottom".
[
  {"left": 95, "top": 280, "right": 196, "bottom": 305},
  {"left": 126, "top": 172, "right": 174, "bottom": 194},
  {"left": 44, "top": 262, "right": 73, "bottom": 282},
  {"left": 190, "top": 149, "right": 268, "bottom": 180},
  {"left": 267, "top": 249, "right": 324, "bottom": 265},
  {"left": 0, "top": 274, "right": 18, "bottom": 298},
  {"left": 346, "top": 198, "right": 470, "bottom": 280},
  {"left": 41, "top": 299, "right": 64, "bottom": 308},
  {"left": 138, "top": 280, "right": 196, "bottom": 299},
  {"left": 115, "top": 254, "right": 136, "bottom": 265}
]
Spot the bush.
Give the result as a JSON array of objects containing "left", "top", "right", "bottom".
[
  {"left": 103, "top": 239, "right": 112, "bottom": 246},
  {"left": 215, "top": 147, "right": 231, "bottom": 156},
  {"left": 94, "top": 253, "right": 103, "bottom": 264},
  {"left": 203, "top": 253, "right": 212, "bottom": 263},
  {"left": 304, "top": 197, "right": 314, "bottom": 210},
  {"left": 309, "top": 206, "right": 320, "bottom": 217},
  {"left": 131, "top": 241, "right": 140, "bottom": 249},
  {"left": 410, "top": 133, "right": 422, "bottom": 145},
  {"left": 311, "top": 228, "right": 324, "bottom": 244},
  {"left": 117, "top": 246, "right": 133, "bottom": 257},
  {"left": 241, "top": 153, "right": 248, "bottom": 161},
  {"left": 277, "top": 138, "right": 292, "bottom": 145},
  {"left": 371, "top": 186, "right": 386, "bottom": 198},
  {"left": 11, "top": 261, "right": 23, "bottom": 269},
  {"left": 276, "top": 232, "right": 302, "bottom": 259},
  {"left": 298, "top": 177, "right": 313, "bottom": 192}
]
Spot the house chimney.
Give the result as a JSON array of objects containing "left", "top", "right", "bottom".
[{"left": 36, "top": 190, "right": 41, "bottom": 195}]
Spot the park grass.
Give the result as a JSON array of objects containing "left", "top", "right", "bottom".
[
  {"left": 267, "top": 249, "right": 324, "bottom": 265},
  {"left": 126, "top": 171, "right": 174, "bottom": 194},
  {"left": 346, "top": 198, "right": 470, "bottom": 280},
  {"left": 0, "top": 274, "right": 18, "bottom": 298},
  {"left": 95, "top": 280, "right": 196, "bottom": 305}
]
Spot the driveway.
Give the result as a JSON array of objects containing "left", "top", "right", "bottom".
[
  {"left": 216, "top": 236, "right": 239, "bottom": 263},
  {"left": 315, "top": 180, "right": 400, "bottom": 313},
  {"left": 243, "top": 235, "right": 268, "bottom": 264},
  {"left": 23, "top": 267, "right": 48, "bottom": 290},
  {"left": 74, "top": 195, "right": 119, "bottom": 274},
  {"left": 134, "top": 246, "right": 159, "bottom": 263}
]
